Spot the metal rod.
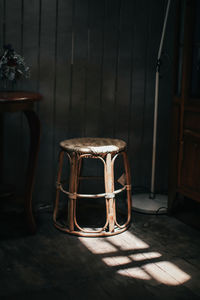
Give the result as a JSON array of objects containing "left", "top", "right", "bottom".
[
  {"left": 150, "top": 0, "right": 171, "bottom": 198},
  {"left": 158, "top": 0, "right": 171, "bottom": 61}
]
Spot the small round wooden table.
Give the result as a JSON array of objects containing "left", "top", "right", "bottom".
[{"left": 0, "top": 91, "right": 42, "bottom": 234}]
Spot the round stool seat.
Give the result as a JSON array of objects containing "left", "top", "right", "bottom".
[{"left": 60, "top": 137, "right": 127, "bottom": 154}]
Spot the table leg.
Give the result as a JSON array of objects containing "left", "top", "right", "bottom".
[
  {"left": 24, "top": 110, "right": 41, "bottom": 234},
  {"left": 0, "top": 113, "right": 4, "bottom": 183}
]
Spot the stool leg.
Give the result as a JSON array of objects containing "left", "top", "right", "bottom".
[
  {"left": 53, "top": 150, "right": 65, "bottom": 223},
  {"left": 122, "top": 151, "right": 132, "bottom": 224},
  {"left": 77, "top": 156, "right": 82, "bottom": 191},
  {"left": 68, "top": 152, "right": 78, "bottom": 231},
  {"left": 105, "top": 153, "right": 115, "bottom": 232},
  {"left": 24, "top": 110, "right": 41, "bottom": 234}
]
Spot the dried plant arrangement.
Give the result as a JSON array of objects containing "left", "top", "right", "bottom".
[{"left": 0, "top": 44, "right": 30, "bottom": 84}]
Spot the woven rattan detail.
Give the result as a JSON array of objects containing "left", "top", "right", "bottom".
[{"left": 60, "top": 137, "right": 126, "bottom": 154}]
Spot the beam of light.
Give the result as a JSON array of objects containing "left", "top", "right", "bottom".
[
  {"left": 79, "top": 232, "right": 191, "bottom": 286},
  {"left": 79, "top": 237, "right": 118, "bottom": 254},
  {"left": 108, "top": 231, "right": 149, "bottom": 250},
  {"left": 143, "top": 261, "right": 191, "bottom": 286},
  {"left": 102, "top": 252, "right": 161, "bottom": 266},
  {"left": 102, "top": 256, "right": 132, "bottom": 266},
  {"left": 117, "top": 267, "right": 151, "bottom": 280},
  {"left": 129, "top": 252, "right": 162, "bottom": 261}
]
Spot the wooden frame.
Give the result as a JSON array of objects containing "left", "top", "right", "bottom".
[{"left": 169, "top": 0, "right": 200, "bottom": 211}]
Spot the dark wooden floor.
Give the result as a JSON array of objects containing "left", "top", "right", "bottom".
[
  {"left": 0, "top": 204, "right": 200, "bottom": 300},
  {"left": 173, "top": 197, "right": 200, "bottom": 231}
]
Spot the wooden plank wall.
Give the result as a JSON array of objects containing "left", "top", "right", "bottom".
[{"left": 0, "top": 0, "right": 175, "bottom": 207}]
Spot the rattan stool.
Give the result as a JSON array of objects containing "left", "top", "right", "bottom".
[{"left": 53, "top": 137, "right": 132, "bottom": 237}]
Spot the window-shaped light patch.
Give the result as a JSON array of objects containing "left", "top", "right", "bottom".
[
  {"left": 129, "top": 252, "right": 162, "bottom": 261},
  {"left": 79, "top": 232, "right": 191, "bottom": 286},
  {"left": 102, "top": 256, "right": 132, "bottom": 266},
  {"left": 79, "top": 237, "right": 118, "bottom": 254},
  {"left": 102, "top": 252, "right": 161, "bottom": 267},
  {"left": 108, "top": 231, "right": 149, "bottom": 251},
  {"left": 117, "top": 267, "right": 151, "bottom": 280},
  {"left": 143, "top": 262, "right": 191, "bottom": 286}
]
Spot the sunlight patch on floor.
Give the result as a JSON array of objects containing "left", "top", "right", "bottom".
[
  {"left": 144, "top": 261, "right": 191, "bottom": 285},
  {"left": 102, "top": 256, "right": 132, "bottom": 266},
  {"left": 117, "top": 267, "right": 151, "bottom": 280},
  {"left": 129, "top": 252, "right": 161, "bottom": 261},
  {"left": 111, "top": 231, "right": 149, "bottom": 250},
  {"left": 79, "top": 230, "right": 191, "bottom": 286},
  {"left": 79, "top": 238, "right": 118, "bottom": 254}
]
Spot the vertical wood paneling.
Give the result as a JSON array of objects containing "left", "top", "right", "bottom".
[
  {"left": 141, "top": 1, "right": 164, "bottom": 191},
  {"left": 2, "top": 0, "right": 22, "bottom": 190},
  {"left": 68, "top": 0, "right": 88, "bottom": 138},
  {"left": 18, "top": 0, "right": 41, "bottom": 193},
  {"left": 0, "top": 0, "right": 5, "bottom": 45},
  {"left": 84, "top": 0, "right": 104, "bottom": 137},
  {"left": 0, "top": 0, "right": 4, "bottom": 182},
  {"left": 80, "top": 0, "right": 106, "bottom": 181},
  {"left": 128, "top": 0, "right": 150, "bottom": 188},
  {"left": 99, "top": 0, "right": 121, "bottom": 138},
  {"left": 156, "top": 0, "right": 176, "bottom": 193},
  {"left": 54, "top": 0, "right": 73, "bottom": 143},
  {"left": 23, "top": 0, "right": 40, "bottom": 92},
  {"left": 0, "top": 0, "right": 175, "bottom": 206},
  {"left": 114, "top": 0, "right": 133, "bottom": 142},
  {"left": 35, "top": 0, "right": 58, "bottom": 205},
  {"left": 142, "top": 0, "right": 173, "bottom": 193},
  {"left": 54, "top": 0, "right": 74, "bottom": 194}
]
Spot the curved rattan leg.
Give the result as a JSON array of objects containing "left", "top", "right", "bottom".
[
  {"left": 105, "top": 153, "right": 115, "bottom": 232},
  {"left": 68, "top": 152, "right": 78, "bottom": 231},
  {"left": 53, "top": 150, "right": 65, "bottom": 223},
  {"left": 73, "top": 155, "right": 110, "bottom": 235},
  {"left": 77, "top": 156, "right": 82, "bottom": 188},
  {"left": 122, "top": 151, "right": 132, "bottom": 225}
]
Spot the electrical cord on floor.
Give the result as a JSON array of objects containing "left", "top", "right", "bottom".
[
  {"left": 132, "top": 187, "right": 168, "bottom": 216},
  {"left": 155, "top": 206, "right": 168, "bottom": 215},
  {"left": 36, "top": 204, "right": 53, "bottom": 213}
]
